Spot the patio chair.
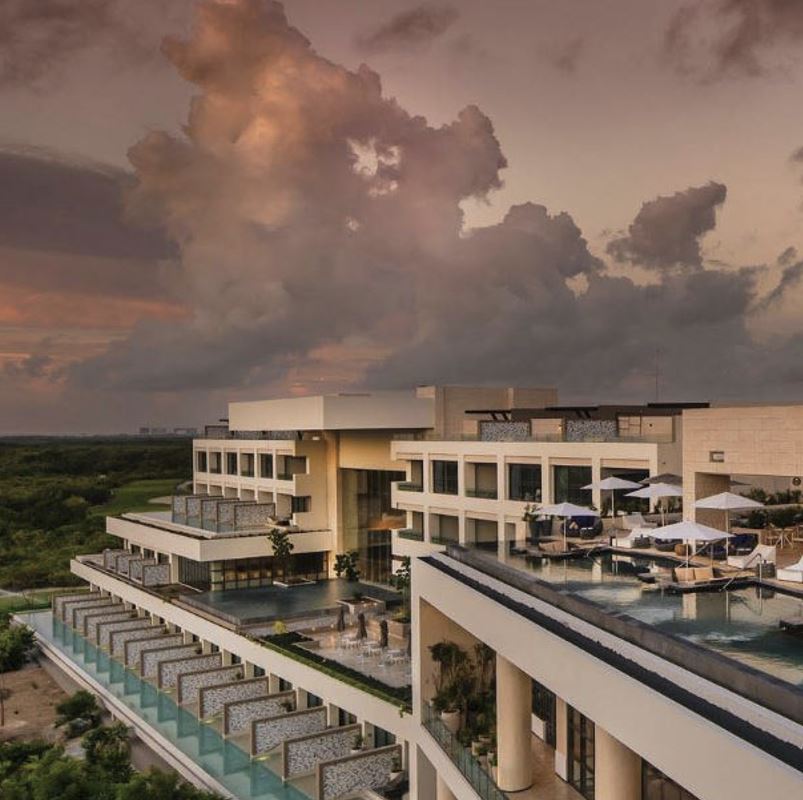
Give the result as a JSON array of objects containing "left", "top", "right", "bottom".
[
  {"left": 777, "top": 556, "right": 803, "bottom": 583},
  {"left": 612, "top": 528, "right": 652, "bottom": 549},
  {"left": 727, "top": 544, "right": 776, "bottom": 570},
  {"left": 621, "top": 513, "right": 657, "bottom": 531},
  {"left": 672, "top": 565, "right": 729, "bottom": 590}
]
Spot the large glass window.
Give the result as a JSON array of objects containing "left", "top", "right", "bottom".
[
  {"left": 553, "top": 465, "right": 592, "bottom": 505},
  {"left": 291, "top": 496, "right": 311, "bottom": 514},
  {"left": 209, "top": 452, "right": 222, "bottom": 474},
  {"left": 196, "top": 451, "right": 208, "bottom": 472},
  {"left": 373, "top": 726, "right": 396, "bottom": 747},
  {"left": 509, "top": 463, "right": 542, "bottom": 502},
  {"left": 225, "top": 452, "right": 238, "bottom": 475},
  {"left": 567, "top": 705, "right": 595, "bottom": 799},
  {"left": 532, "top": 680, "right": 556, "bottom": 747},
  {"left": 642, "top": 764, "right": 699, "bottom": 800},
  {"left": 259, "top": 453, "right": 273, "bottom": 479},
  {"left": 432, "top": 460, "right": 458, "bottom": 494},
  {"left": 178, "top": 557, "right": 211, "bottom": 591},
  {"left": 240, "top": 453, "right": 255, "bottom": 477}
]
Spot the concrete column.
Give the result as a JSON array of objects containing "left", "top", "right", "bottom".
[
  {"left": 436, "top": 774, "right": 457, "bottom": 800},
  {"left": 269, "top": 674, "right": 281, "bottom": 694},
  {"left": 496, "top": 653, "right": 533, "bottom": 792},
  {"left": 554, "top": 697, "right": 568, "bottom": 780},
  {"left": 221, "top": 649, "right": 233, "bottom": 666},
  {"left": 243, "top": 661, "right": 255, "bottom": 679},
  {"left": 458, "top": 513, "right": 467, "bottom": 545},
  {"left": 169, "top": 554, "right": 180, "bottom": 584},
  {"left": 591, "top": 459, "right": 602, "bottom": 512},
  {"left": 595, "top": 726, "right": 641, "bottom": 800},
  {"left": 541, "top": 459, "right": 552, "bottom": 504}
]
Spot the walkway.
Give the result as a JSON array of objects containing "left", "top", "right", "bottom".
[{"left": 507, "top": 736, "right": 582, "bottom": 800}]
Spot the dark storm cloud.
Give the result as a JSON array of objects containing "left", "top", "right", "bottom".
[
  {"left": 606, "top": 182, "right": 727, "bottom": 270},
  {"left": 61, "top": 0, "right": 803, "bottom": 404},
  {"left": 666, "top": 0, "right": 803, "bottom": 79},
  {"left": 0, "top": 0, "right": 163, "bottom": 89},
  {"left": 355, "top": 3, "right": 459, "bottom": 54},
  {"left": 0, "top": 147, "right": 176, "bottom": 299}
]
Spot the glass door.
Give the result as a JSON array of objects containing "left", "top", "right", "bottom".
[{"left": 567, "top": 705, "right": 595, "bottom": 799}]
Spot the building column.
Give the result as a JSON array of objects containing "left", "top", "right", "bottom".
[
  {"left": 595, "top": 726, "right": 641, "bottom": 800},
  {"left": 554, "top": 697, "right": 568, "bottom": 779},
  {"left": 169, "top": 554, "right": 180, "bottom": 584},
  {"left": 591, "top": 459, "right": 602, "bottom": 512},
  {"left": 496, "top": 654, "right": 533, "bottom": 792},
  {"left": 436, "top": 774, "right": 457, "bottom": 800},
  {"left": 541, "top": 459, "right": 552, "bottom": 505}
]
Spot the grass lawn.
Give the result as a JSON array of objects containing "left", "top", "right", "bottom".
[
  {"left": 89, "top": 477, "right": 183, "bottom": 517},
  {"left": 0, "top": 587, "right": 86, "bottom": 614}
]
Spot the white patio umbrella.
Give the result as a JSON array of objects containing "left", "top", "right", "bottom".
[
  {"left": 582, "top": 477, "right": 642, "bottom": 517},
  {"left": 650, "top": 520, "right": 732, "bottom": 565},
  {"left": 539, "top": 502, "right": 599, "bottom": 551},
  {"left": 626, "top": 483, "right": 683, "bottom": 525},
  {"left": 641, "top": 473, "right": 683, "bottom": 486},
  {"left": 693, "top": 491, "right": 764, "bottom": 533}
]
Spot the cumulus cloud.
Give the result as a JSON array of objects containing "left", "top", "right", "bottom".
[
  {"left": 606, "top": 182, "right": 727, "bottom": 270},
  {"left": 665, "top": 0, "right": 803, "bottom": 79},
  {"left": 355, "top": 3, "right": 459, "bottom": 54},
  {"left": 56, "top": 0, "right": 803, "bottom": 411}
]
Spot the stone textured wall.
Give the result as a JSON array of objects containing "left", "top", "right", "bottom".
[
  {"left": 252, "top": 707, "right": 327, "bottom": 756},
  {"left": 198, "top": 676, "right": 268, "bottom": 720},
  {"left": 112, "top": 625, "right": 163, "bottom": 659},
  {"left": 142, "top": 643, "right": 200, "bottom": 679},
  {"left": 130, "top": 559, "right": 155, "bottom": 582},
  {"left": 63, "top": 597, "right": 110, "bottom": 624},
  {"left": 236, "top": 503, "right": 275, "bottom": 528},
  {"left": 85, "top": 609, "right": 132, "bottom": 641},
  {"left": 53, "top": 592, "right": 93, "bottom": 618},
  {"left": 479, "top": 421, "right": 531, "bottom": 442},
  {"left": 141, "top": 563, "right": 170, "bottom": 587},
  {"left": 201, "top": 497, "right": 220, "bottom": 521},
  {"left": 114, "top": 552, "right": 141, "bottom": 576},
  {"left": 73, "top": 601, "right": 117, "bottom": 631},
  {"left": 159, "top": 653, "right": 222, "bottom": 690},
  {"left": 103, "top": 549, "right": 127, "bottom": 570},
  {"left": 224, "top": 691, "right": 296, "bottom": 735},
  {"left": 566, "top": 419, "right": 617, "bottom": 442},
  {"left": 283, "top": 724, "right": 361, "bottom": 780},
  {"left": 125, "top": 633, "right": 183, "bottom": 668},
  {"left": 318, "top": 745, "right": 400, "bottom": 800},
  {"left": 98, "top": 618, "right": 152, "bottom": 650},
  {"left": 186, "top": 496, "right": 203, "bottom": 517},
  {"left": 177, "top": 665, "right": 241, "bottom": 705}
]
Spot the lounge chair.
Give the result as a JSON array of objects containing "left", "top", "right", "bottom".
[
  {"left": 671, "top": 565, "right": 730, "bottom": 591},
  {"left": 727, "top": 544, "right": 776, "bottom": 570},
  {"left": 777, "top": 557, "right": 803, "bottom": 583},
  {"left": 621, "top": 513, "right": 657, "bottom": 530},
  {"left": 612, "top": 528, "right": 652, "bottom": 549}
]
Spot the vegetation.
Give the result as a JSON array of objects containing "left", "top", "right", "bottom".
[
  {"left": 0, "top": 616, "right": 35, "bottom": 727},
  {"left": 54, "top": 690, "right": 102, "bottom": 736},
  {"left": 266, "top": 529, "right": 294, "bottom": 582},
  {"left": 262, "top": 631, "right": 411, "bottom": 710},
  {"left": 334, "top": 551, "right": 361, "bottom": 583},
  {"left": 390, "top": 557, "right": 411, "bottom": 623},
  {"left": 0, "top": 439, "right": 190, "bottom": 589},
  {"left": 0, "top": 736, "right": 223, "bottom": 800}
]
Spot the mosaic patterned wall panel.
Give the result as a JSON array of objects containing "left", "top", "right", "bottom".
[
  {"left": 62, "top": 596, "right": 109, "bottom": 623},
  {"left": 130, "top": 559, "right": 155, "bottom": 582},
  {"left": 186, "top": 496, "right": 203, "bottom": 517},
  {"left": 236, "top": 503, "right": 275, "bottom": 528},
  {"left": 479, "top": 421, "right": 531, "bottom": 442},
  {"left": 142, "top": 644, "right": 200, "bottom": 679},
  {"left": 141, "top": 563, "right": 170, "bottom": 586},
  {"left": 283, "top": 724, "right": 361, "bottom": 780},
  {"left": 159, "top": 653, "right": 222, "bottom": 691},
  {"left": 53, "top": 592, "right": 93, "bottom": 618},
  {"left": 73, "top": 601, "right": 118, "bottom": 630},
  {"left": 112, "top": 625, "right": 164, "bottom": 659},
  {"left": 565, "top": 419, "right": 617, "bottom": 442},
  {"left": 98, "top": 618, "right": 152, "bottom": 650},
  {"left": 224, "top": 691, "right": 296, "bottom": 735},
  {"left": 178, "top": 665, "right": 241, "bottom": 705},
  {"left": 201, "top": 498, "right": 220, "bottom": 520},
  {"left": 125, "top": 633, "right": 183, "bottom": 668},
  {"left": 318, "top": 745, "right": 400, "bottom": 800},
  {"left": 199, "top": 676, "right": 268, "bottom": 720},
  {"left": 252, "top": 707, "right": 327, "bottom": 756},
  {"left": 103, "top": 549, "right": 127, "bottom": 570},
  {"left": 85, "top": 609, "right": 132, "bottom": 640},
  {"left": 114, "top": 553, "right": 141, "bottom": 576}
]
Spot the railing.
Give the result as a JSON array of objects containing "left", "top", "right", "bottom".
[
  {"left": 422, "top": 704, "right": 506, "bottom": 800},
  {"left": 430, "top": 536, "right": 458, "bottom": 546},
  {"left": 397, "top": 529, "right": 424, "bottom": 542},
  {"left": 466, "top": 488, "right": 498, "bottom": 500},
  {"left": 276, "top": 472, "right": 295, "bottom": 481},
  {"left": 397, "top": 482, "right": 423, "bottom": 492}
]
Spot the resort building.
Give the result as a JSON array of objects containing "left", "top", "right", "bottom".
[{"left": 20, "top": 387, "right": 803, "bottom": 800}]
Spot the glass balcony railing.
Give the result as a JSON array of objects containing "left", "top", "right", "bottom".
[
  {"left": 397, "top": 481, "right": 423, "bottom": 492},
  {"left": 397, "top": 529, "right": 424, "bottom": 541},
  {"left": 422, "top": 704, "right": 505, "bottom": 800},
  {"left": 465, "top": 488, "right": 498, "bottom": 500}
]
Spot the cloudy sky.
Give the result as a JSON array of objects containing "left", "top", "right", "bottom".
[{"left": 3, "top": 0, "right": 803, "bottom": 433}]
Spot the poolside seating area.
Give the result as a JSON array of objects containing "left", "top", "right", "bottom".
[
  {"left": 727, "top": 544, "right": 777, "bottom": 570},
  {"left": 777, "top": 556, "right": 803, "bottom": 583}
]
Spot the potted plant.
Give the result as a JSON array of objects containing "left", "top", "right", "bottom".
[
  {"left": 429, "top": 641, "right": 471, "bottom": 733},
  {"left": 389, "top": 751, "right": 403, "bottom": 779},
  {"left": 488, "top": 751, "right": 498, "bottom": 782},
  {"left": 477, "top": 743, "right": 489, "bottom": 768},
  {"left": 351, "top": 731, "right": 364, "bottom": 754}
]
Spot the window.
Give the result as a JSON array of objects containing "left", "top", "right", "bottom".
[
  {"left": 291, "top": 496, "right": 311, "bottom": 514},
  {"left": 259, "top": 453, "right": 273, "bottom": 478},
  {"left": 532, "top": 680, "right": 556, "bottom": 747},
  {"left": 432, "top": 460, "right": 458, "bottom": 495},
  {"left": 553, "top": 465, "right": 592, "bottom": 505},
  {"left": 567, "top": 705, "right": 595, "bottom": 799},
  {"left": 508, "top": 463, "right": 542, "bottom": 502},
  {"left": 196, "top": 451, "right": 208, "bottom": 472},
  {"left": 337, "top": 708, "right": 357, "bottom": 726},
  {"left": 209, "top": 452, "right": 222, "bottom": 474},
  {"left": 306, "top": 692, "right": 322, "bottom": 707},
  {"left": 253, "top": 665, "right": 266, "bottom": 677},
  {"left": 240, "top": 453, "right": 255, "bottom": 477},
  {"left": 225, "top": 452, "right": 238, "bottom": 475},
  {"left": 373, "top": 726, "right": 396, "bottom": 747},
  {"left": 231, "top": 654, "right": 242, "bottom": 665},
  {"left": 278, "top": 677, "right": 293, "bottom": 692},
  {"left": 642, "top": 763, "right": 699, "bottom": 800}
]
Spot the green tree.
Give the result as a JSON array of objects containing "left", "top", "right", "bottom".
[
  {"left": 334, "top": 551, "right": 360, "bottom": 582},
  {"left": 0, "top": 621, "right": 35, "bottom": 727},
  {"left": 55, "top": 689, "right": 100, "bottom": 728},
  {"left": 83, "top": 722, "right": 132, "bottom": 783},
  {"left": 390, "top": 556, "right": 411, "bottom": 621},
  {"left": 116, "top": 769, "right": 224, "bottom": 800},
  {"left": 266, "top": 529, "right": 294, "bottom": 581}
]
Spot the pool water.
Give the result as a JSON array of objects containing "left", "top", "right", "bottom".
[
  {"left": 25, "top": 611, "right": 306, "bottom": 800},
  {"left": 512, "top": 553, "right": 803, "bottom": 688}
]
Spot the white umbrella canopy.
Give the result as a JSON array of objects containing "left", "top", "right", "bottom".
[
  {"left": 693, "top": 491, "right": 764, "bottom": 533},
  {"left": 641, "top": 473, "right": 683, "bottom": 486},
  {"left": 582, "top": 477, "right": 643, "bottom": 517},
  {"left": 538, "top": 503, "right": 599, "bottom": 550},
  {"left": 626, "top": 482, "right": 683, "bottom": 525},
  {"left": 651, "top": 520, "right": 731, "bottom": 565}
]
